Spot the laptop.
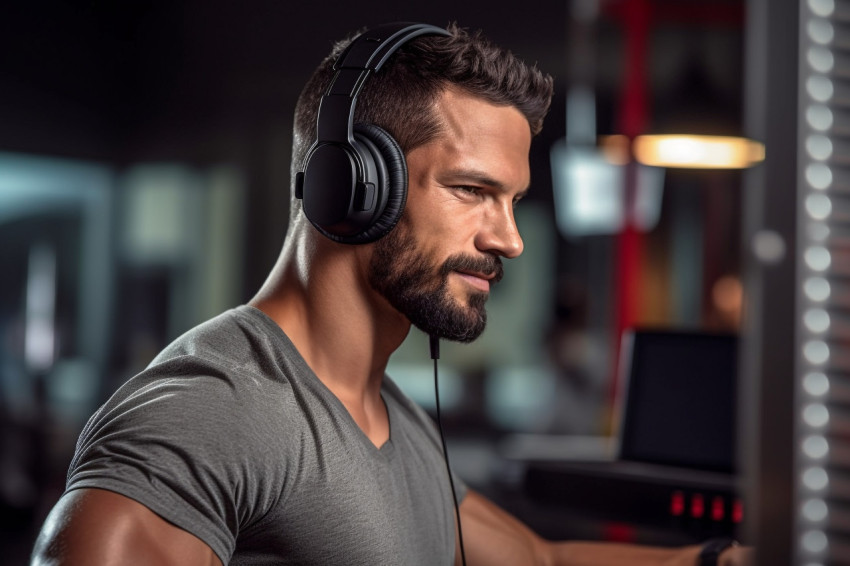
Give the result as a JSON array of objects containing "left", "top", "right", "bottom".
[
  {"left": 501, "top": 329, "right": 740, "bottom": 537},
  {"left": 502, "top": 329, "right": 738, "bottom": 477}
]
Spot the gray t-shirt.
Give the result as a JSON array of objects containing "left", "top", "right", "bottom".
[{"left": 66, "top": 305, "right": 465, "bottom": 565}]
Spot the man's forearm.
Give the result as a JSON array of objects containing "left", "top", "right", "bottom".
[{"left": 546, "top": 540, "right": 751, "bottom": 566}]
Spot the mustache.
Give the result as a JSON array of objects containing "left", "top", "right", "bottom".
[{"left": 440, "top": 254, "right": 504, "bottom": 284}]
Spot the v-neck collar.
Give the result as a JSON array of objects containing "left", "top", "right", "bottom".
[{"left": 239, "top": 305, "right": 396, "bottom": 456}]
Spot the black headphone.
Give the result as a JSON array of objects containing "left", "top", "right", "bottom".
[{"left": 294, "top": 22, "right": 451, "bottom": 244}]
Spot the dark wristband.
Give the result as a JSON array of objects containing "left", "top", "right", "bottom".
[{"left": 699, "top": 538, "right": 738, "bottom": 566}]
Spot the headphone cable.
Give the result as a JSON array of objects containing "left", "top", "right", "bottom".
[{"left": 430, "top": 335, "right": 467, "bottom": 566}]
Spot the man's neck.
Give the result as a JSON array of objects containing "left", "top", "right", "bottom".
[{"left": 249, "top": 232, "right": 410, "bottom": 445}]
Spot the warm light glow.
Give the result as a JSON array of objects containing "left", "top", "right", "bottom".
[
  {"left": 632, "top": 135, "right": 765, "bottom": 169},
  {"left": 711, "top": 275, "right": 743, "bottom": 329},
  {"left": 712, "top": 275, "right": 743, "bottom": 314},
  {"left": 598, "top": 135, "right": 632, "bottom": 165}
]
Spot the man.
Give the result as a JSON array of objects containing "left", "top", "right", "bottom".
[{"left": 31, "top": 23, "right": 750, "bottom": 565}]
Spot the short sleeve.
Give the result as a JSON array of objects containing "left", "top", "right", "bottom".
[{"left": 67, "top": 356, "right": 289, "bottom": 564}]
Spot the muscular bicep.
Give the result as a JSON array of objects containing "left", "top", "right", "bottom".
[{"left": 32, "top": 488, "right": 222, "bottom": 566}]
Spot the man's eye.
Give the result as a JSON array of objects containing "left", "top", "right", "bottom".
[{"left": 455, "top": 185, "right": 479, "bottom": 194}]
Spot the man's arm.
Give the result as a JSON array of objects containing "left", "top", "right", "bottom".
[
  {"left": 31, "top": 488, "right": 222, "bottom": 566},
  {"left": 458, "top": 490, "right": 753, "bottom": 566}
]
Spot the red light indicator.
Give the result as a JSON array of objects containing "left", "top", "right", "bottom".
[
  {"left": 711, "top": 496, "right": 725, "bottom": 521},
  {"left": 671, "top": 491, "right": 685, "bottom": 516},
  {"left": 604, "top": 522, "right": 636, "bottom": 543},
  {"left": 691, "top": 494, "right": 705, "bottom": 518},
  {"left": 732, "top": 499, "right": 744, "bottom": 523}
]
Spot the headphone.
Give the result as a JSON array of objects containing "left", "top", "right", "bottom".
[{"left": 294, "top": 22, "right": 451, "bottom": 244}]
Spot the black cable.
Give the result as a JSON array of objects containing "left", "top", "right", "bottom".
[{"left": 430, "top": 335, "right": 467, "bottom": 566}]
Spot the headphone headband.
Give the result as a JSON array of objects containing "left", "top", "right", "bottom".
[
  {"left": 317, "top": 23, "right": 450, "bottom": 144},
  {"left": 335, "top": 23, "right": 451, "bottom": 71}
]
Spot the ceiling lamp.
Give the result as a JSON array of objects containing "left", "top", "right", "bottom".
[{"left": 600, "top": 134, "right": 765, "bottom": 169}]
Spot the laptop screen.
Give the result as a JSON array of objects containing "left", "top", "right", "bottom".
[{"left": 617, "top": 330, "right": 738, "bottom": 474}]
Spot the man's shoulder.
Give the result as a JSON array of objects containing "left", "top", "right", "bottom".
[
  {"left": 96, "top": 306, "right": 306, "bottom": 422},
  {"left": 154, "top": 306, "right": 279, "bottom": 363},
  {"left": 146, "top": 306, "right": 307, "bottom": 385}
]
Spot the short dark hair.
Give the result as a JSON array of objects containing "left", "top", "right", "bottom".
[{"left": 291, "top": 22, "right": 554, "bottom": 202}]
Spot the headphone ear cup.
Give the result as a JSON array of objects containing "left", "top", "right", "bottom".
[{"left": 351, "top": 123, "right": 408, "bottom": 243}]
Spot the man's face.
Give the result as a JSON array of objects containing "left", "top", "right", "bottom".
[{"left": 368, "top": 88, "right": 532, "bottom": 342}]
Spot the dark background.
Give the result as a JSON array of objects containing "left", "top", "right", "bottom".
[{"left": 0, "top": 0, "right": 744, "bottom": 295}]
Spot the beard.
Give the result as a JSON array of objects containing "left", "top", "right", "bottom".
[{"left": 368, "top": 218, "right": 503, "bottom": 343}]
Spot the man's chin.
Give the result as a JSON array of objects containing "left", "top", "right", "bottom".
[
  {"left": 415, "top": 325, "right": 485, "bottom": 344},
  {"left": 412, "top": 305, "right": 488, "bottom": 343}
]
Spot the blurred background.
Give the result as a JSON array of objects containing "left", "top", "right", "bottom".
[{"left": 0, "top": 0, "right": 836, "bottom": 564}]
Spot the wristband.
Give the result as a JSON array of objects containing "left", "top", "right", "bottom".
[{"left": 698, "top": 538, "right": 739, "bottom": 566}]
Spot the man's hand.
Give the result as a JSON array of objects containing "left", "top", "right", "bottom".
[{"left": 719, "top": 545, "right": 755, "bottom": 566}]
